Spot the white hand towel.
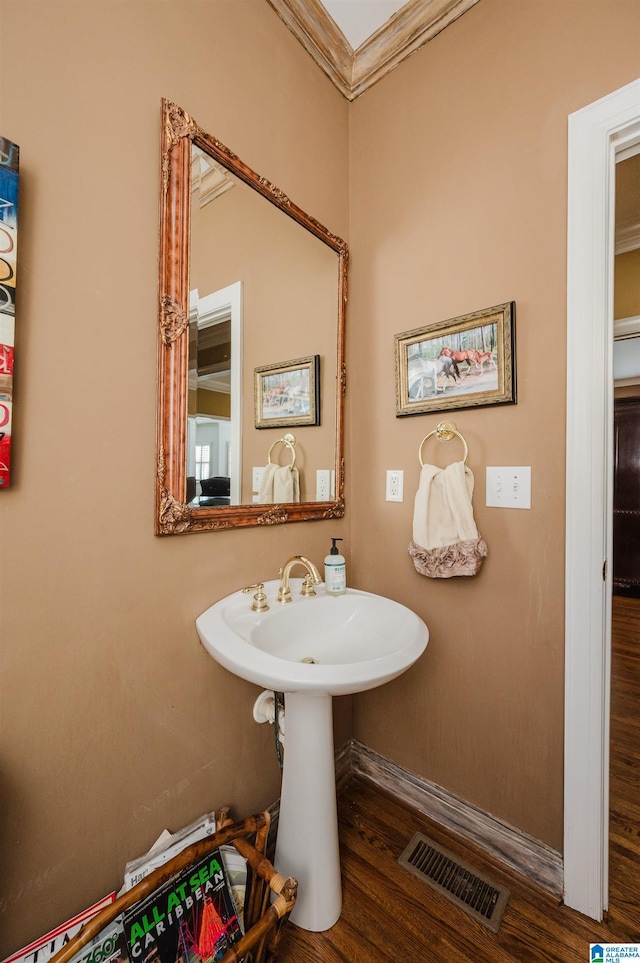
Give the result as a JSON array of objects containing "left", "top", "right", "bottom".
[
  {"left": 273, "top": 466, "right": 300, "bottom": 503},
  {"left": 258, "top": 463, "right": 278, "bottom": 503},
  {"left": 409, "top": 460, "right": 487, "bottom": 578}
]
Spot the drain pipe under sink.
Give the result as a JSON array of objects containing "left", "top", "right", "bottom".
[{"left": 253, "top": 689, "right": 285, "bottom": 744}]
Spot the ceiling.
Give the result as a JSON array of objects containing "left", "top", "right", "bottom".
[
  {"left": 265, "top": 0, "right": 480, "bottom": 100},
  {"left": 319, "top": 0, "right": 408, "bottom": 49}
]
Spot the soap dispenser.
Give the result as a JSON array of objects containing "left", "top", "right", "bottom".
[{"left": 324, "top": 537, "right": 346, "bottom": 595}]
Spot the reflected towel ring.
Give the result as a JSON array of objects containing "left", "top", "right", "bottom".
[
  {"left": 268, "top": 432, "right": 297, "bottom": 471},
  {"left": 419, "top": 421, "right": 469, "bottom": 466}
]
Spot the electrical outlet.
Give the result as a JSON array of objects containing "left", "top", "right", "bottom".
[
  {"left": 486, "top": 467, "right": 531, "bottom": 509},
  {"left": 386, "top": 469, "right": 404, "bottom": 502},
  {"left": 252, "top": 466, "right": 265, "bottom": 493},
  {"left": 316, "top": 469, "right": 334, "bottom": 501},
  {"left": 316, "top": 468, "right": 331, "bottom": 502}
]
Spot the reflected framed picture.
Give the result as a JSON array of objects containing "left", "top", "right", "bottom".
[
  {"left": 395, "top": 301, "right": 516, "bottom": 417},
  {"left": 254, "top": 354, "right": 320, "bottom": 429}
]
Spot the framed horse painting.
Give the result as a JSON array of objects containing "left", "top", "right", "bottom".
[
  {"left": 254, "top": 354, "right": 320, "bottom": 429},
  {"left": 394, "top": 302, "right": 516, "bottom": 417}
]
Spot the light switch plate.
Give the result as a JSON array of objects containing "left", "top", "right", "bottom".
[{"left": 486, "top": 467, "right": 531, "bottom": 509}]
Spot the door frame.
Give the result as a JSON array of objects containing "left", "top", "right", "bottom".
[{"left": 565, "top": 77, "right": 640, "bottom": 920}]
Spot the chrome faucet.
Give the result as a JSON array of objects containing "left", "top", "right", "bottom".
[{"left": 277, "top": 555, "right": 322, "bottom": 604}]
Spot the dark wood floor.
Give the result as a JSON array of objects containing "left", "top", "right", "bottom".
[
  {"left": 608, "top": 594, "right": 640, "bottom": 938},
  {"left": 277, "top": 596, "right": 640, "bottom": 962}
]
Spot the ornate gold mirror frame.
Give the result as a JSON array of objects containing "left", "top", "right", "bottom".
[{"left": 156, "top": 100, "right": 347, "bottom": 535}]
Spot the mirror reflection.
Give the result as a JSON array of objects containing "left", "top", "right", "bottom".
[
  {"left": 156, "top": 100, "right": 347, "bottom": 534},
  {"left": 187, "top": 147, "right": 338, "bottom": 507}
]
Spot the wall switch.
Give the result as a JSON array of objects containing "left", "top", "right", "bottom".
[
  {"left": 316, "top": 469, "right": 334, "bottom": 501},
  {"left": 386, "top": 469, "right": 404, "bottom": 502},
  {"left": 486, "top": 467, "right": 531, "bottom": 509},
  {"left": 252, "top": 466, "right": 265, "bottom": 493}
]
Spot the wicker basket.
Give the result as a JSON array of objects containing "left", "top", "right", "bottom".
[{"left": 49, "top": 811, "right": 297, "bottom": 963}]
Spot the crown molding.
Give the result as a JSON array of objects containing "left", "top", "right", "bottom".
[
  {"left": 614, "top": 315, "right": 640, "bottom": 339},
  {"left": 266, "top": 0, "right": 480, "bottom": 101},
  {"left": 616, "top": 221, "right": 640, "bottom": 255}
]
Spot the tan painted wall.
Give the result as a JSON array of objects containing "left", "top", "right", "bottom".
[
  {"left": 191, "top": 389, "right": 231, "bottom": 419},
  {"left": 2, "top": 0, "right": 640, "bottom": 949},
  {"left": 0, "top": 0, "right": 348, "bottom": 949},
  {"left": 348, "top": 0, "right": 640, "bottom": 852},
  {"left": 615, "top": 248, "right": 640, "bottom": 320}
]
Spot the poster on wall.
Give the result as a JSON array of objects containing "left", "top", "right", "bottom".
[{"left": 0, "top": 135, "right": 18, "bottom": 488}]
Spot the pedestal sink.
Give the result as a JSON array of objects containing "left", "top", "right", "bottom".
[{"left": 196, "top": 579, "right": 428, "bottom": 931}]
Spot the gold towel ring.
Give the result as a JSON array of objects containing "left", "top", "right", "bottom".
[
  {"left": 419, "top": 421, "right": 469, "bottom": 467},
  {"left": 268, "top": 432, "right": 296, "bottom": 471}
]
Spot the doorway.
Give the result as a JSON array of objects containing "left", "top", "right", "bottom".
[
  {"left": 565, "top": 78, "right": 640, "bottom": 921},
  {"left": 612, "top": 153, "right": 640, "bottom": 598},
  {"left": 613, "top": 398, "right": 640, "bottom": 596}
]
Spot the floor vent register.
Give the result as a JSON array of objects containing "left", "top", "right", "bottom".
[{"left": 398, "top": 832, "right": 510, "bottom": 933}]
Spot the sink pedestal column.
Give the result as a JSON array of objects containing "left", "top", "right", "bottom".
[{"left": 274, "top": 691, "right": 342, "bottom": 931}]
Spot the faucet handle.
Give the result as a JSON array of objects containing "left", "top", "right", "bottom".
[
  {"left": 300, "top": 576, "right": 317, "bottom": 598},
  {"left": 242, "top": 583, "right": 270, "bottom": 612},
  {"left": 277, "top": 584, "right": 292, "bottom": 605}
]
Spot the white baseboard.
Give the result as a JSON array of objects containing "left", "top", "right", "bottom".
[
  {"left": 268, "top": 738, "right": 563, "bottom": 897},
  {"left": 336, "top": 739, "right": 563, "bottom": 897}
]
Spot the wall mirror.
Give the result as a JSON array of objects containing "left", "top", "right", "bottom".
[{"left": 156, "top": 100, "right": 347, "bottom": 534}]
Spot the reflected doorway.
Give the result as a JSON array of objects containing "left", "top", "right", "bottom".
[
  {"left": 188, "top": 281, "right": 242, "bottom": 505},
  {"left": 187, "top": 415, "right": 232, "bottom": 506}
]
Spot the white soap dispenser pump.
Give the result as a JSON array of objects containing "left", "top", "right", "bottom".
[{"left": 324, "top": 537, "right": 346, "bottom": 596}]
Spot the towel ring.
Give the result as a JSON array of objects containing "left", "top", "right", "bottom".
[
  {"left": 268, "top": 432, "right": 296, "bottom": 471},
  {"left": 419, "top": 421, "right": 468, "bottom": 467}
]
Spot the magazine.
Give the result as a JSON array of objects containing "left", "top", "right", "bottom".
[
  {"left": 1, "top": 894, "right": 116, "bottom": 963},
  {"left": 122, "top": 813, "right": 218, "bottom": 891},
  {"left": 63, "top": 916, "right": 128, "bottom": 963},
  {"left": 123, "top": 849, "right": 242, "bottom": 963},
  {"left": 219, "top": 847, "right": 247, "bottom": 935},
  {"left": 120, "top": 811, "right": 247, "bottom": 933}
]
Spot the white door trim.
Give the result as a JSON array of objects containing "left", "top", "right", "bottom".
[
  {"left": 565, "top": 77, "right": 640, "bottom": 920},
  {"left": 190, "top": 281, "right": 243, "bottom": 505}
]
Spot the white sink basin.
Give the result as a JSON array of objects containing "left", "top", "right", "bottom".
[
  {"left": 196, "top": 579, "right": 428, "bottom": 696},
  {"left": 196, "top": 577, "right": 428, "bottom": 932}
]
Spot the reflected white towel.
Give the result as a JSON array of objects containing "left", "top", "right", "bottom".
[
  {"left": 409, "top": 460, "right": 487, "bottom": 578},
  {"left": 258, "top": 464, "right": 300, "bottom": 503},
  {"left": 273, "top": 466, "right": 300, "bottom": 503},
  {"left": 258, "top": 463, "right": 278, "bottom": 503}
]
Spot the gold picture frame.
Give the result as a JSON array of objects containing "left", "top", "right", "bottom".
[
  {"left": 254, "top": 354, "right": 320, "bottom": 429},
  {"left": 395, "top": 302, "right": 516, "bottom": 417},
  {"left": 155, "top": 99, "right": 346, "bottom": 534}
]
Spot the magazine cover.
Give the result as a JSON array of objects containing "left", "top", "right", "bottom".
[
  {"left": 123, "top": 849, "right": 242, "bottom": 963},
  {"left": 219, "top": 846, "right": 247, "bottom": 935},
  {"left": 64, "top": 916, "right": 129, "bottom": 963}
]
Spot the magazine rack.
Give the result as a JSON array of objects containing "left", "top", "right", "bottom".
[{"left": 49, "top": 811, "right": 297, "bottom": 963}]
